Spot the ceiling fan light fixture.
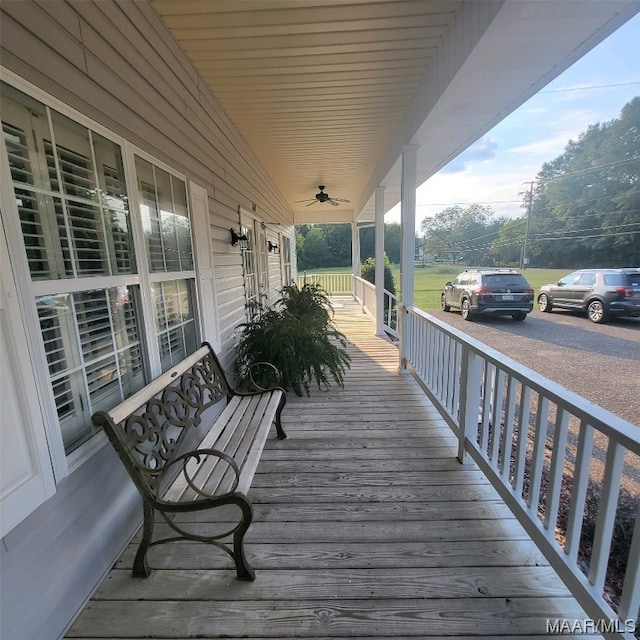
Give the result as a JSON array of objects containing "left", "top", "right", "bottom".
[{"left": 295, "top": 185, "right": 350, "bottom": 206}]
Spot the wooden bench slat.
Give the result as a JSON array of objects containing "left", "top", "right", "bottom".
[
  {"left": 166, "top": 395, "right": 264, "bottom": 502},
  {"left": 237, "top": 393, "right": 284, "bottom": 494}
]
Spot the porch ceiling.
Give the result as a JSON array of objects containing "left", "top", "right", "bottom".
[{"left": 150, "top": 0, "right": 639, "bottom": 225}]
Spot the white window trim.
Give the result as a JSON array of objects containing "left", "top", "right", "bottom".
[
  {"left": 1, "top": 70, "right": 207, "bottom": 479},
  {"left": 190, "top": 181, "right": 220, "bottom": 352}
]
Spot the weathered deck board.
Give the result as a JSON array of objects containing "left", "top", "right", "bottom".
[
  {"left": 93, "top": 566, "right": 572, "bottom": 600},
  {"left": 66, "top": 301, "right": 596, "bottom": 639},
  {"left": 67, "top": 598, "right": 589, "bottom": 637},
  {"left": 116, "top": 539, "right": 548, "bottom": 570}
]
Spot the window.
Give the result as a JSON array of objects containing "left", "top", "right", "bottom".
[
  {"left": 135, "top": 156, "right": 198, "bottom": 373},
  {"left": 1, "top": 82, "right": 201, "bottom": 461},
  {"left": 281, "top": 235, "right": 292, "bottom": 286},
  {"left": 152, "top": 279, "right": 198, "bottom": 372},
  {"left": 240, "top": 213, "right": 269, "bottom": 317},
  {"left": 136, "top": 157, "right": 192, "bottom": 273},
  {"left": 36, "top": 286, "right": 144, "bottom": 452},
  {"left": 3, "top": 92, "right": 134, "bottom": 282}
]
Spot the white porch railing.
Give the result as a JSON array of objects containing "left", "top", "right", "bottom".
[
  {"left": 352, "top": 276, "right": 399, "bottom": 338},
  {"left": 296, "top": 272, "right": 353, "bottom": 296},
  {"left": 297, "top": 273, "right": 399, "bottom": 337},
  {"left": 402, "top": 305, "right": 639, "bottom": 638},
  {"left": 353, "top": 275, "right": 375, "bottom": 316},
  {"left": 354, "top": 274, "right": 639, "bottom": 637}
]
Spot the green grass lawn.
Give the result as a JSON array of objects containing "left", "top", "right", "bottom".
[{"left": 302, "top": 264, "right": 570, "bottom": 310}]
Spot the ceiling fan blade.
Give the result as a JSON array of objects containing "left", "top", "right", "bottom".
[
  {"left": 330, "top": 197, "right": 350, "bottom": 203},
  {"left": 328, "top": 199, "right": 340, "bottom": 206},
  {"left": 305, "top": 200, "right": 318, "bottom": 207},
  {"left": 295, "top": 198, "right": 316, "bottom": 203}
]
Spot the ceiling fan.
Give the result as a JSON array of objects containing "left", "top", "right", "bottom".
[{"left": 296, "top": 186, "right": 350, "bottom": 207}]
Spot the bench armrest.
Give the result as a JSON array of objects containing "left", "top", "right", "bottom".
[
  {"left": 157, "top": 448, "right": 240, "bottom": 504},
  {"left": 236, "top": 361, "right": 283, "bottom": 393}
]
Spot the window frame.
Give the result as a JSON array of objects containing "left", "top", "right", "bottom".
[
  {"left": 124, "top": 144, "right": 200, "bottom": 378},
  {"left": 239, "top": 207, "right": 269, "bottom": 317},
  {"left": 0, "top": 71, "right": 203, "bottom": 478},
  {"left": 280, "top": 233, "right": 293, "bottom": 287}
]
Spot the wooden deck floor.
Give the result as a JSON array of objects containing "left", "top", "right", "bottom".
[{"left": 67, "top": 301, "right": 594, "bottom": 639}]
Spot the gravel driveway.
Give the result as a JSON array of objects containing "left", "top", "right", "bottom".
[{"left": 428, "top": 308, "right": 640, "bottom": 427}]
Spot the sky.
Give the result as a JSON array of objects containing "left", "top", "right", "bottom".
[{"left": 386, "top": 11, "right": 640, "bottom": 229}]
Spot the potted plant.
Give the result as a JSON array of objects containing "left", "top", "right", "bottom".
[{"left": 234, "top": 283, "right": 351, "bottom": 396}]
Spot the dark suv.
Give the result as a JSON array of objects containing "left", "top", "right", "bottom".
[
  {"left": 441, "top": 268, "right": 534, "bottom": 321},
  {"left": 538, "top": 268, "right": 640, "bottom": 323}
]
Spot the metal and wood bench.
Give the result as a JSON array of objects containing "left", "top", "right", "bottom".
[{"left": 92, "top": 342, "right": 287, "bottom": 581}]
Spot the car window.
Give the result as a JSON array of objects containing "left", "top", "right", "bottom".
[
  {"left": 603, "top": 274, "right": 623, "bottom": 286},
  {"left": 577, "top": 273, "right": 596, "bottom": 286},
  {"left": 559, "top": 272, "right": 580, "bottom": 286},
  {"left": 483, "top": 274, "right": 528, "bottom": 287},
  {"left": 622, "top": 273, "right": 640, "bottom": 287}
]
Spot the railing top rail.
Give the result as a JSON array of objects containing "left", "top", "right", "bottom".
[
  {"left": 353, "top": 275, "right": 374, "bottom": 289},
  {"left": 405, "top": 304, "right": 640, "bottom": 453}
]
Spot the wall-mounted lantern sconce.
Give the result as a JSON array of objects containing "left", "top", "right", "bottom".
[
  {"left": 267, "top": 240, "right": 280, "bottom": 254},
  {"left": 230, "top": 228, "right": 248, "bottom": 249}
]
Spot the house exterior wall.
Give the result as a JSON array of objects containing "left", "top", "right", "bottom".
[{"left": 0, "top": 2, "right": 295, "bottom": 638}]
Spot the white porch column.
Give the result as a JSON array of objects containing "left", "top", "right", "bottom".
[
  {"left": 399, "top": 144, "right": 418, "bottom": 368},
  {"left": 351, "top": 221, "right": 360, "bottom": 298},
  {"left": 374, "top": 185, "right": 386, "bottom": 336}
]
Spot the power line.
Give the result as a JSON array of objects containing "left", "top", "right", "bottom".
[
  {"left": 436, "top": 208, "right": 640, "bottom": 248},
  {"left": 531, "top": 229, "right": 640, "bottom": 242},
  {"left": 539, "top": 81, "right": 640, "bottom": 94},
  {"left": 432, "top": 215, "right": 640, "bottom": 252},
  {"left": 532, "top": 221, "right": 640, "bottom": 238},
  {"left": 537, "top": 157, "right": 640, "bottom": 183},
  {"left": 459, "top": 226, "right": 640, "bottom": 252},
  {"left": 417, "top": 199, "right": 522, "bottom": 207}
]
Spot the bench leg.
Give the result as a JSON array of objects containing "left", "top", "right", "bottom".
[
  {"left": 232, "top": 495, "right": 256, "bottom": 581},
  {"left": 132, "top": 502, "right": 154, "bottom": 578},
  {"left": 275, "top": 393, "right": 287, "bottom": 440}
]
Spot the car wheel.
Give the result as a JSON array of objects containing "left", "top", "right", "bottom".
[
  {"left": 461, "top": 298, "right": 473, "bottom": 321},
  {"left": 587, "top": 299, "right": 608, "bottom": 324},
  {"left": 538, "top": 293, "right": 552, "bottom": 313},
  {"left": 441, "top": 294, "right": 450, "bottom": 312},
  {"left": 512, "top": 311, "right": 527, "bottom": 321}
]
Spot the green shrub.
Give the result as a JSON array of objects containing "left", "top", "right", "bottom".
[
  {"left": 361, "top": 254, "right": 396, "bottom": 294},
  {"left": 235, "top": 283, "right": 351, "bottom": 397}
]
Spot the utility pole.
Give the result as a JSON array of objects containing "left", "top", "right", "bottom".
[{"left": 520, "top": 181, "right": 534, "bottom": 269}]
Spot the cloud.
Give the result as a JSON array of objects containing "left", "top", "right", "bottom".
[
  {"left": 503, "top": 107, "right": 602, "bottom": 159},
  {"left": 440, "top": 136, "right": 498, "bottom": 173},
  {"left": 507, "top": 133, "right": 573, "bottom": 158}
]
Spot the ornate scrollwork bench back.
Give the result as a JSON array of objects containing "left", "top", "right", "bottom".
[{"left": 92, "top": 341, "right": 286, "bottom": 581}]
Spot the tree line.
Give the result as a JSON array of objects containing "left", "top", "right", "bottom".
[
  {"left": 297, "top": 97, "right": 639, "bottom": 270},
  {"left": 296, "top": 223, "right": 402, "bottom": 270}
]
